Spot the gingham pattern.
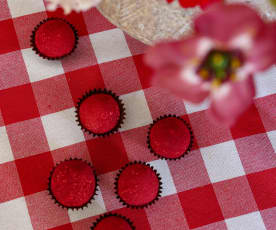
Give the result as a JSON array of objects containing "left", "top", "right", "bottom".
[{"left": 0, "top": 1, "right": 276, "bottom": 229}]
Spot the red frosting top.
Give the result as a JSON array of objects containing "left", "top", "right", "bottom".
[
  {"left": 117, "top": 163, "right": 160, "bottom": 207},
  {"left": 94, "top": 216, "right": 133, "bottom": 230},
  {"left": 50, "top": 160, "right": 96, "bottom": 208},
  {"left": 149, "top": 117, "right": 191, "bottom": 159},
  {"left": 79, "top": 93, "right": 121, "bottom": 134},
  {"left": 34, "top": 19, "right": 76, "bottom": 58}
]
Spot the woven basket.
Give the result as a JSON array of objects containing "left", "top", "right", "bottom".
[{"left": 97, "top": 0, "right": 276, "bottom": 45}]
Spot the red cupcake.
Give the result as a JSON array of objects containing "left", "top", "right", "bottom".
[
  {"left": 147, "top": 115, "right": 193, "bottom": 160},
  {"left": 91, "top": 213, "right": 135, "bottom": 230},
  {"left": 115, "top": 161, "right": 162, "bottom": 209},
  {"left": 76, "top": 89, "right": 125, "bottom": 137},
  {"left": 31, "top": 18, "right": 78, "bottom": 60},
  {"left": 48, "top": 159, "right": 98, "bottom": 209}
]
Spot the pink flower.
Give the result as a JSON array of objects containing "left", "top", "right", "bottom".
[{"left": 145, "top": 3, "right": 276, "bottom": 126}]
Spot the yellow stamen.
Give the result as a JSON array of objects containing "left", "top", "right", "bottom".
[
  {"left": 230, "top": 74, "right": 237, "bottom": 81},
  {"left": 231, "top": 58, "right": 241, "bottom": 69},
  {"left": 212, "top": 79, "right": 222, "bottom": 88},
  {"left": 199, "top": 69, "right": 209, "bottom": 79}
]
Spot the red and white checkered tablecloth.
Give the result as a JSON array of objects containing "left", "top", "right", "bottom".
[{"left": 0, "top": 0, "right": 276, "bottom": 229}]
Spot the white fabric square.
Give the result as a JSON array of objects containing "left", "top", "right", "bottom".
[
  {"left": 0, "top": 197, "right": 33, "bottom": 230},
  {"left": 255, "top": 66, "right": 276, "bottom": 98},
  {"left": 21, "top": 48, "right": 64, "bottom": 83},
  {"left": 267, "top": 130, "right": 276, "bottom": 153},
  {"left": 120, "top": 90, "right": 152, "bottom": 131},
  {"left": 184, "top": 99, "right": 210, "bottom": 114},
  {"left": 90, "top": 28, "right": 132, "bottom": 64},
  {"left": 41, "top": 108, "right": 85, "bottom": 151},
  {"left": 149, "top": 159, "right": 177, "bottom": 197},
  {"left": 201, "top": 140, "right": 245, "bottom": 183},
  {"left": 68, "top": 188, "right": 106, "bottom": 222},
  {"left": 226, "top": 211, "right": 266, "bottom": 230},
  {"left": 7, "top": 0, "right": 45, "bottom": 18},
  {"left": 0, "top": 126, "right": 14, "bottom": 164}
]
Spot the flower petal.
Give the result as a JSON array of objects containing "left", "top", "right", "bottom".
[
  {"left": 247, "top": 22, "right": 276, "bottom": 72},
  {"left": 145, "top": 36, "right": 206, "bottom": 69},
  {"left": 208, "top": 75, "right": 255, "bottom": 126},
  {"left": 153, "top": 65, "right": 210, "bottom": 103},
  {"left": 194, "top": 3, "right": 265, "bottom": 42}
]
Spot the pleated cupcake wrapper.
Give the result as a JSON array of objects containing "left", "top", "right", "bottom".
[
  {"left": 114, "top": 161, "right": 163, "bottom": 209},
  {"left": 30, "top": 17, "right": 79, "bottom": 60},
  {"left": 90, "top": 213, "right": 136, "bottom": 230},
  {"left": 75, "top": 88, "right": 126, "bottom": 137},
  {"left": 48, "top": 158, "right": 99, "bottom": 210},
  {"left": 147, "top": 114, "right": 194, "bottom": 161}
]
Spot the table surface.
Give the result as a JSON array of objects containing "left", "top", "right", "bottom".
[{"left": 0, "top": 1, "right": 276, "bottom": 229}]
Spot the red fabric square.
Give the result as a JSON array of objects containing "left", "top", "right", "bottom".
[
  {"left": 235, "top": 133, "right": 276, "bottom": 174},
  {"left": 13, "top": 12, "right": 47, "bottom": 49},
  {"left": 231, "top": 104, "right": 266, "bottom": 139},
  {"left": 124, "top": 34, "right": 148, "bottom": 56},
  {"left": 0, "top": 162, "right": 23, "bottom": 203},
  {"left": 0, "top": 19, "right": 20, "bottom": 54},
  {"left": 6, "top": 117, "right": 50, "bottom": 159},
  {"left": 0, "top": 84, "right": 40, "bottom": 125},
  {"left": 25, "top": 191, "right": 70, "bottom": 230},
  {"left": 49, "top": 224, "right": 73, "bottom": 230},
  {"left": 133, "top": 54, "right": 154, "bottom": 89},
  {"left": 213, "top": 176, "right": 258, "bottom": 219},
  {"left": 168, "top": 149, "right": 210, "bottom": 193},
  {"left": 83, "top": 8, "right": 115, "bottom": 34},
  {"left": 15, "top": 152, "right": 54, "bottom": 195},
  {"left": 188, "top": 110, "right": 232, "bottom": 148},
  {"left": 178, "top": 184, "right": 224, "bottom": 229},
  {"left": 66, "top": 65, "right": 105, "bottom": 104},
  {"left": 144, "top": 87, "right": 187, "bottom": 120},
  {"left": 0, "top": 50, "right": 29, "bottom": 90},
  {"left": 61, "top": 36, "right": 97, "bottom": 73},
  {"left": 99, "top": 57, "right": 142, "bottom": 95},
  {"left": 255, "top": 94, "right": 276, "bottom": 132},
  {"left": 32, "top": 74, "right": 74, "bottom": 115},
  {"left": 86, "top": 134, "right": 129, "bottom": 174},
  {"left": 115, "top": 207, "right": 151, "bottom": 230},
  {"left": 247, "top": 167, "right": 276, "bottom": 210},
  {"left": 51, "top": 141, "right": 91, "bottom": 164},
  {"left": 0, "top": 0, "right": 11, "bottom": 21},
  {"left": 47, "top": 8, "right": 88, "bottom": 36},
  {"left": 121, "top": 126, "right": 156, "bottom": 162},
  {"left": 145, "top": 195, "right": 190, "bottom": 230},
  {"left": 0, "top": 110, "right": 4, "bottom": 127}
]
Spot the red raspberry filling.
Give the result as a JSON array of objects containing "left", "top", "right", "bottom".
[
  {"left": 117, "top": 163, "right": 160, "bottom": 207},
  {"left": 50, "top": 160, "right": 96, "bottom": 208},
  {"left": 149, "top": 117, "right": 191, "bottom": 159},
  {"left": 34, "top": 19, "right": 76, "bottom": 58},
  {"left": 78, "top": 93, "right": 121, "bottom": 134},
  {"left": 94, "top": 216, "right": 133, "bottom": 230}
]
